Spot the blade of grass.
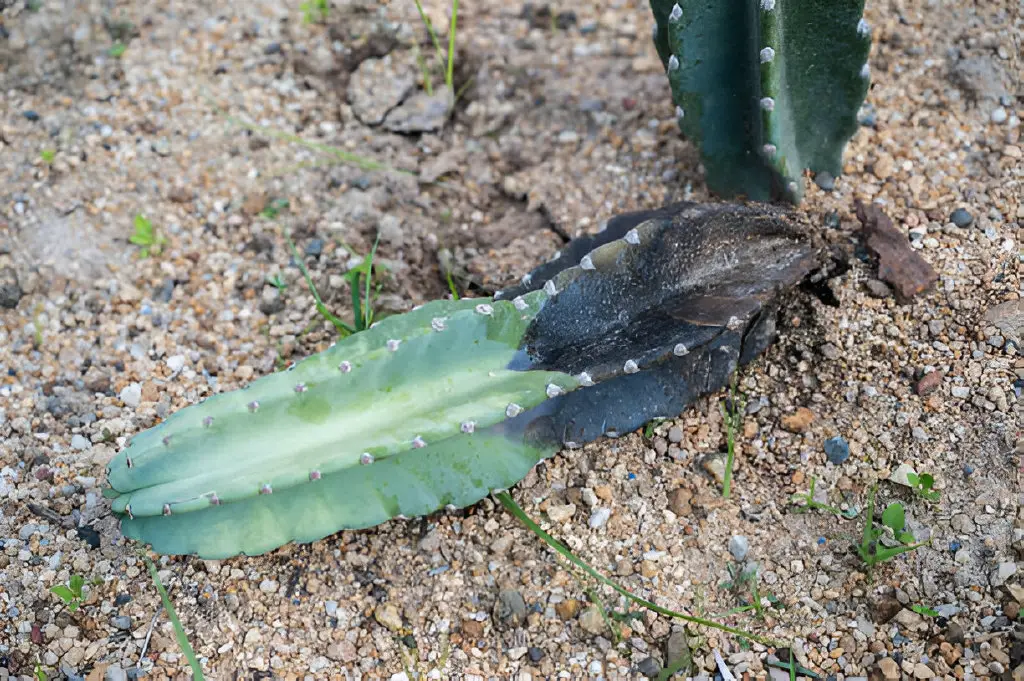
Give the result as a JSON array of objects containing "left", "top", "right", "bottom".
[
  {"left": 285, "top": 233, "right": 355, "bottom": 336},
  {"left": 721, "top": 379, "right": 743, "bottom": 498},
  {"left": 363, "top": 233, "right": 382, "bottom": 329},
  {"left": 584, "top": 586, "right": 621, "bottom": 644},
  {"left": 446, "top": 269, "right": 460, "bottom": 299},
  {"left": 446, "top": 0, "right": 459, "bottom": 88},
  {"left": 414, "top": 45, "right": 434, "bottom": 96},
  {"left": 225, "top": 112, "right": 404, "bottom": 175},
  {"left": 412, "top": 0, "right": 447, "bottom": 71},
  {"left": 142, "top": 556, "right": 205, "bottom": 680},
  {"left": 495, "top": 492, "right": 773, "bottom": 645}
]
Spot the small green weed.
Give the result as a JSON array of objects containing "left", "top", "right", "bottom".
[
  {"left": 40, "top": 149, "right": 56, "bottom": 165},
  {"left": 857, "top": 486, "right": 929, "bottom": 579},
  {"left": 341, "top": 234, "right": 384, "bottom": 331},
  {"left": 720, "top": 381, "right": 744, "bottom": 498},
  {"left": 907, "top": 471, "right": 940, "bottom": 502},
  {"left": 267, "top": 273, "right": 287, "bottom": 291},
  {"left": 108, "top": 41, "right": 127, "bottom": 58},
  {"left": 288, "top": 233, "right": 384, "bottom": 336},
  {"left": 642, "top": 417, "right": 668, "bottom": 439},
  {"left": 400, "top": 633, "right": 452, "bottom": 678},
  {"left": 34, "top": 660, "right": 46, "bottom": 681},
  {"left": 300, "top": 0, "right": 329, "bottom": 24},
  {"left": 767, "top": 653, "right": 819, "bottom": 680},
  {"left": 911, "top": 604, "right": 939, "bottom": 617},
  {"left": 50, "top": 574, "right": 86, "bottom": 612},
  {"left": 790, "top": 476, "right": 858, "bottom": 518},
  {"left": 717, "top": 561, "right": 778, "bottom": 622},
  {"left": 259, "top": 198, "right": 290, "bottom": 220},
  {"left": 129, "top": 214, "right": 166, "bottom": 258},
  {"left": 411, "top": 0, "right": 460, "bottom": 92}
]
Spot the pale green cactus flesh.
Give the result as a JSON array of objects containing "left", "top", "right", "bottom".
[
  {"left": 117, "top": 424, "right": 555, "bottom": 559},
  {"left": 107, "top": 292, "right": 579, "bottom": 557},
  {"left": 649, "top": 0, "right": 872, "bottom": 203}
]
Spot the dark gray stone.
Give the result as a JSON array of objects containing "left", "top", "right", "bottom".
[
  {"left": 950, "top": 208, "right": 973, "bottom": 228},
  {"left": 0, "top": 267, "right": 22, "bottom": 309}
]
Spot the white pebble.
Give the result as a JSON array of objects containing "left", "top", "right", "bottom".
[
  {"left": 119, "top": 383, "right": 142, "bottom": 408},
  {"left": 588, "top": 507, "right": 611, "bottom": 529}
]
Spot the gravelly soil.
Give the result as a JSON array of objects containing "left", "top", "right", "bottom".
[{"left": 0, "top": 0, "right": 1022, "bottom": 679}]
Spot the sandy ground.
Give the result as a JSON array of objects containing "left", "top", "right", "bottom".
[{"left": 1, "top": 0, "right": 1022, "bottom": 679}]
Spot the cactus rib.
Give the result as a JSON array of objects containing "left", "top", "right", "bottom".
[{"left": 650, "top": 0, "right": 872, "bottom": 203}]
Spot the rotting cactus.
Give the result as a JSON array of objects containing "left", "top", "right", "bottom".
[
  {"left": 649, "top": 0, "right": 872, "bottom": 203},
  {"left": 105, "top": 202, "right": 822, "bottom": 559}
]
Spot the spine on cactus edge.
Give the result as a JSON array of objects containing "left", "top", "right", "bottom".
[
  {"left": 106, "top": 202, "right": 820, "bottom": 559},
  {"left": 649, "top": 0, "right": 872, "bottom": 203}
]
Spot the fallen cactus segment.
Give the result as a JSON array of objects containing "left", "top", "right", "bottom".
[
  {"left": 106, "top": 202, "right": 822, "bottom": 558},
  {"left": 649, "top": 0, "right": 872, "bottom": 203}
]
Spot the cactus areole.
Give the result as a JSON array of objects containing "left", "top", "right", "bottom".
[
  {"left": 650, "top": 0, "right": 872, "bottom": 203},
  {"left": 105, "top": 203, "right": 823, "bottom": 558}
]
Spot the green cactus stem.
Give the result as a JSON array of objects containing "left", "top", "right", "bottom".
[
  {"left": 649, "top": 0, "right": 872, "bottom": 203},
  {"left": 107, "top": 294, "right": 580, "bottom": 558},
  {"left": 106, "top": 202, "right": 821, "bottom": 559}
]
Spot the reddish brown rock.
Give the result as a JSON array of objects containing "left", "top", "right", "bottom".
[
  {"left": 915, "top": 370, "right": 943, "bottom": 396},
  {"left": 856, "top": 202, "right": 938, "bottom": 303}
]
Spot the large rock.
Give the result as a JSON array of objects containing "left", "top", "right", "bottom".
[{"left": 347, "top": 56, "right": 416, "bottom": 126}]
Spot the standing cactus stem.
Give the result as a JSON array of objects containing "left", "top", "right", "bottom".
[{"left": 650, "top": 0, "right": 872, "bottom": 203}]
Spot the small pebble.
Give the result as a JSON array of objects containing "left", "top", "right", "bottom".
[
  {"left": 305, "top": 239, "right": 324, "bottom": 257},
  {"left": 950, "top": 208, "right": 973, "bottom": 228},
  {"left": 814, "top": 171, "right": 835, "bottom": 191},
  {"left": 637, "top": 657, "right": 662, "bottom": 678},
  {"left": 119, "top": 383, "right": 142, "bottom": 408},
  {"left": 728, "top": 535, "right": 750, "bottom": 562},
  {"left": 824, "top": 436, "right": 850, "bottom": 465},
  {"left": 110, "top": 615, "right": 132, "bottom": 631},
  {"left": 588, "top": 507, "right": 611, "bottom": 529},
  {"left": 494, "top": 589, "right": 527, "bottom": 628}
]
